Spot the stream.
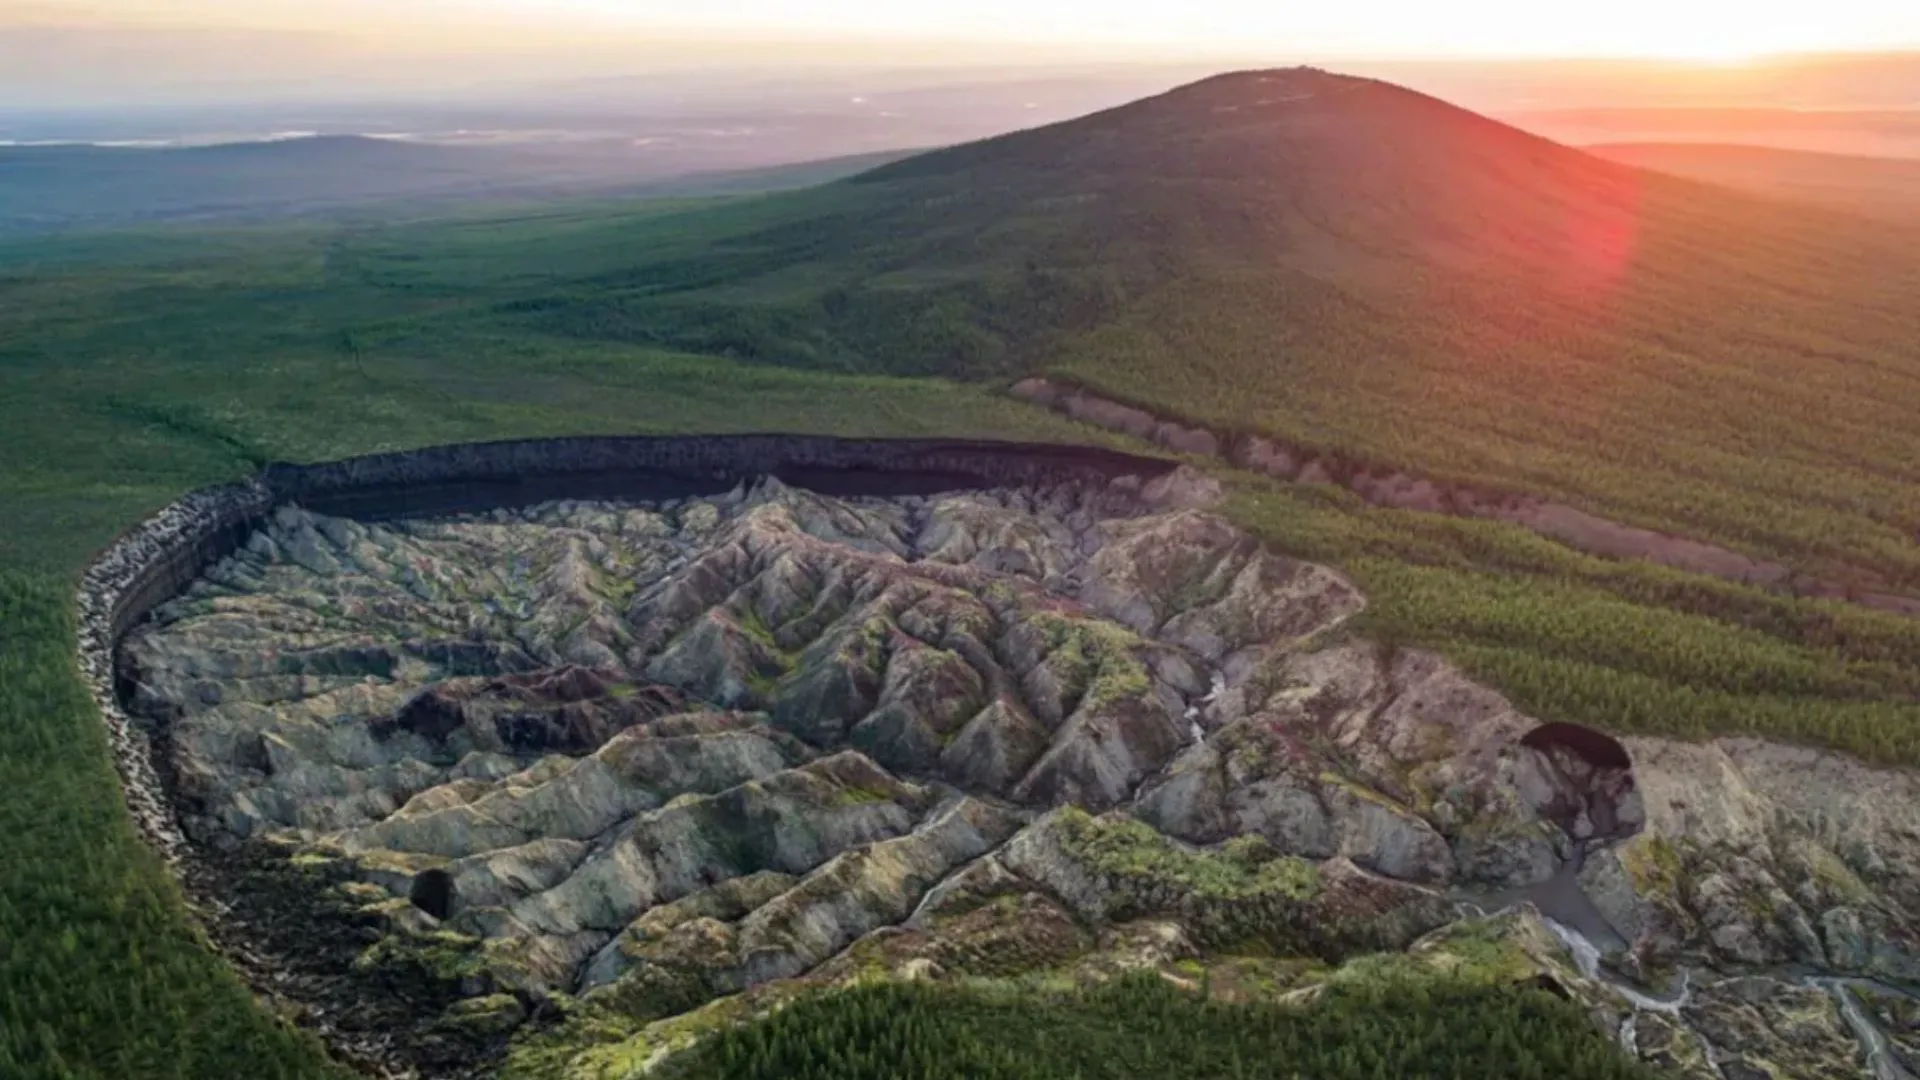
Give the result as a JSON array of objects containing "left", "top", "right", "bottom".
[
  {"left": 1539, "top": 915, "right": 1916, "bottom": 1079},
  {"left": 1541, "top": 916, "right": 1726, "bottom": 1078},
  {"left": 1810, "top": 976, "right": 1917, "bottom": 1080}
]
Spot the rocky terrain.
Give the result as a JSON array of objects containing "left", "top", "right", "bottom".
[{"left": 118, "top": 472, "right": 1920, "bottom": 1078}]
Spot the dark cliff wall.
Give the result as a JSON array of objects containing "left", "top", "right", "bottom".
[
  {"left": 263, "top": 435, "right": 1173, "bottom": 521},
  {"left": 75, "top": 434, "right": 1173, "bottom": 859},
  {"left": 77, "top": 479, "right": 274, "bottom": 859}
]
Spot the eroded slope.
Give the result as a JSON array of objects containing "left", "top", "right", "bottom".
[{"left": 122, "top": 475, "right": 1920, "bottom": 1079}]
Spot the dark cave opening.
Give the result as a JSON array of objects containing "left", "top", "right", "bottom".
[
  {"left": 410, "top": 869, "right": 455, "bottom": 921},
  {"left": 1519, "top": 722, "right": 1633, "bottom": 772},
  {"left": 1517, "top": 721, "right": 1643, "bottom": 846}
]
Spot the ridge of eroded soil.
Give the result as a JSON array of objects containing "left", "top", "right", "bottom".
[{"left": 121, "top": 474, "right": 1920, "bottom": 1078}]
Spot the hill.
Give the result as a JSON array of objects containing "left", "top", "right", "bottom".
[
  {"left": 464, "top": 68, "right": 1920, "bottom": 589},
  {"left": 1589, "top": 142, "right": 1920, "bottom": 221}
]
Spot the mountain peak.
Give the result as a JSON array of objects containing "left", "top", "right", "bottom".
[
  {"left": 865, "top": 64, "right": 1591, "bottom": 179},
  {"left": 858, "top": 66, "right": 1638, "bottom": 284},
  {"left": 1158, "top": 65, "right": 1376, "bottom": 103}
]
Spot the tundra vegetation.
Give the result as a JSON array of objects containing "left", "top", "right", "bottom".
[{"left": 8, "top": 69, "right": 1920, "bottom": 1077}]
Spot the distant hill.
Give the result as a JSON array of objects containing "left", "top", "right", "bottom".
[
  {"left": 464, "top": 67, "right": 1920, "bottom": 588},
  {"left": 0, "top": 135, "right": 910, "bottom": 232},
  {"left": 1588, "top": 142, "right": 1920, "bottom": 221}
]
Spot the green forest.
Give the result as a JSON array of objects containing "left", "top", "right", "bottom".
[{"left": 660, "top": 974, "right": 1659, "bottom": 1080}]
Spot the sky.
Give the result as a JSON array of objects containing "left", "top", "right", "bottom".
[
  {"left": 22, "top": 0, "right": 1920, "bottom": 58},
  {"left": 6, "top": 0, "right": 1920, "bottom": 107}
]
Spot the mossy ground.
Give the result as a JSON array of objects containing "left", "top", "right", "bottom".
[
  {"left": 1619, "top": 835, "right": 1685, "bottom": 900},
  {"left": 1028, "top": 613, "right": 1154, "bottom": 711},
  {"left": 1055, "top": 807, "right": 1321, "bottom": 903}
]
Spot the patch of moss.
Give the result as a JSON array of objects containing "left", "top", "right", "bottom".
[
  {"left": 733, "top": 606, "right": 805, "bottom": 691},
  {"left": 1402, "top": 918, "right": 1540, "bottom": 986},
  {"left": 1317, "top": 769, "right": 1422, "bottom": 820},
  {"left": 833, "top": 782, "right": 897, "bottom": 806},
  {"left": 1795, "top": 840, "right": 1874, "bottom": 905},
  {"left": 289, "top": 849, "right": 344, "bottom": 872},
  {"left": 506, "top": 990, "right": 774, "bottom": 1080},
  {"left": 438, "top": 993, "right": 529, "bottom": 1037},
  {"left": 1027, "top": 612, "right": 1153, "bottom": 712},
  {"left": 1056, "top": 809, "right": 1321, "bottom": 903},
  {"left": 1619, "top": 834, "right": 1684, "bottom": 899},
  {"left": 338, "top": 881, "right": 391, "bottom": 905},
  {"left": 1197, "top": 955, "right": 1327, "bottom": 1002},
  {"left": 347, "top": 845, "right": 452, "bottom": 878},
  {"left": 1225, "top": 732, "right": 1271, "bottom": 775},
  {"left": 586, "top": 965, "right": 723, "bottom": 1027},
  {"left": 734, "top": 606, "right": 780, "bottom": 651},
  {"left": 1306, "top": 920, "right": 1545, "bottom": 1005},
  {"left": 500, "top": 993, "right": 648, "bottom": 1080},
  {"left": 599, "top": 574, "right": 640, "bottom": 606},
  {"left": 831, "top": 935, "right": 899, "bottom": 986},
  {"left": 743, "top": 668, "right": 782, "bottom": 699},
  {"left": 353, "top": 928, "right": 487, "bottom": 984},
  {"left": 858, "top": 615, "right": 894, "bottom": 652},
  {"left": 1084, "top": 657, "right": 1152, "bottom": 712},
  {"left": 980, "top": 579, "right": 1024, "bottom": 608}
]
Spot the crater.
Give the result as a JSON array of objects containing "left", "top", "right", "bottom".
[{"left": 80, "top": 436, "right": 1688, "bottom": 1076}]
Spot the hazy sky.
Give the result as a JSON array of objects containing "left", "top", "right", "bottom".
[
  {"left": 6, "top": 0, "right": 1920, "bottom": 107},
  {"left": 24, "top": 0, "right": 1920, "bottom": 57}
]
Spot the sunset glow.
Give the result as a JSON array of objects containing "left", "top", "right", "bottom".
[
  {"left": 6, "top": 0, "right": 1919, "bottom": 109},
  {"left": 13, "top": 0, "right": 1919, "bottom": 59}
]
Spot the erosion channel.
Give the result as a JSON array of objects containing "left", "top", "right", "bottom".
[{"left": 107, "top": 455, "right": 1920, "bottom": 1079}]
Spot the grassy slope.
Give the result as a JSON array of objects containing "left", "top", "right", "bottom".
[
  {"left": 0, "top": 576, "right": 347, "bottom": 1080},
  {"left": 487, "top": 70, "right": 1920, "bottom": 593}
]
